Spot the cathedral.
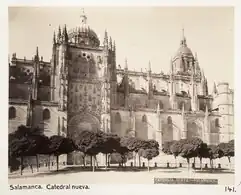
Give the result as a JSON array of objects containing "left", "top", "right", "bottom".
[{"left": 9, "top": 11, "right": 234, "bottom": 164}]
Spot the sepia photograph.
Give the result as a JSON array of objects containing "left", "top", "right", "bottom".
[{"left": 8, "top": 6, "right": 235, "bottom": 187}]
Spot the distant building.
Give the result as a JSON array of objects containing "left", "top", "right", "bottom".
[{"left": 9, "top": 12, "right": 234, "bottom": 165}]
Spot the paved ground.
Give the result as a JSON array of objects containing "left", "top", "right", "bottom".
[{"left": 8, "top": 166, "right": 234, "bottom": 185}]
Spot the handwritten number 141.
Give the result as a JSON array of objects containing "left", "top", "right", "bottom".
[{"left": 225, "top": 186, "right": 236, "bottom": 192}]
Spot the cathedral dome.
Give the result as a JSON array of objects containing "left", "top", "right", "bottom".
[
  {"left": 173, "top": 29, "right": 194, "bottom": 59},
  {"left": 68, "top": 10, "right": 100, "bottom": 47},
  {"left": 176, "top": 45, "right": 193, "bottom": 58}
]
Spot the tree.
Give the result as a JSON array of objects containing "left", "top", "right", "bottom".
[
  {"left": 170, "top": 139, "right": 188, "bottom": 166},
  {"left": 49, "top": 135, "right": 76, "bottom": 171},
  {"left": 179, "top": 143, "right": 197, "bottom": 171},
  {"left": 8, "top": 125, "right": 40, "bottom": 175},
  {"left": 163, "top": 140, "right": 177, "bottom": 167},
  {"left": 9, "top": 134, "right": 30, "bottom": 175},
  {"left": 207, "top": 145, "right": 224, "bottom": 170},
  {"left": 197, "top": 143, "right": 210, "bottom": 170},
  {"left": 98, "top": 132, "right": 120, "bottom": 169},
  {"left": 120, "top": 136, "right": 143, "bottom": 167},
  {"left": 139, "top": 148, "right": 159, "bottom": 172},
  {"left": 189, "top": 137, "right": 206, "bottom": 168},
  {"left": 116, "top": 137, "right": 133, "bottom": 167},
  {"left": 74, "top": 130, "right": 105, "bottom": 171},
  {"left": 138, "top": 140, "right": 159, "bottom": 171},
  {"left": 218, "top": 140, "right": 234, "bottom": 170}
]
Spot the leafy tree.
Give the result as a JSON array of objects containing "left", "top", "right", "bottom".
[
  {"left": 116, "top": 137, "right": 133, "bottom": 167},
  {"left": 197, "top": 143, "right": 210, "bottom": 170},
  {"left": 162, "top": 141, "right": 174, "bottom": 155},
  {"left": 9, "top": 132, "right": 31, "bottom": 175},
  {"left": 163, "top": 140, "right": 177, "bottom": 166},
  {"left": 9, "top": 125, "right": 41, "bottom": 174},
  {"left": 207, "top": 145, "right": 224, "bottom": 170},
  {"left": 188, "top": 137, "right": 206, "bottom": 168},
  {"left": 98, "top": 132, "right": 120, "bottom": 169},
  {"left": 120, "top": 136, "right": 144, "bottom": 167},
  {"left": 49, "top": 135, "right": 76, "bottom": 171},
  {"left": 218, "top": 140, "right": 234, "bottom": 170},
  {"left": 179, "top": 143, "right": 197, "bottom": 170},
  {"left": 139, "top": 148, "right": 159, "bottom": 172},
  {"left": 170, "top": 139, "right": 188, "bottom": 166},
  {"left": 138, "top": 140, "right": 159, "bottom": 171},
  {"left": 74, "top": 130, "right": 105, "bottom": 171}
]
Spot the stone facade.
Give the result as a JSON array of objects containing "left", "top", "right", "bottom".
[{"left": 9, "top": 12, "right": 234, "bottom": 165}]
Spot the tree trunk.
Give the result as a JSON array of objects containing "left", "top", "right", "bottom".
[
  {"left": 30, "top": 163, "right": 33, "bottom": 173},
  {"left": 105, "top": 154, "right": 108, "bottom": 170},
  {"left": 133, "top": 152, "right": 136, "bottom": 167},
  {"left": 175, "top": 156, "right": 177, "bottom": 168},
  {"left": 187, "top": 158, "right": 190, "bottom": 172},
  {"left": 92, "top": 156, "right": 95, "bottom": 172},
  {"left": 36, "top": 155, "right": 39, "bottom": 172},
  {"left": 94, "top": 156, "right": 98, "bottom": 168},
  {"left": 194, "top": 157, "right": 196, "bottom": 168},
  {"left": 200, "top": 157, "right": 202, "bottom": 170},
  {"left": 56, "top": 155, "right": 59, "bottom": 171},
  {"left": 90, "top": 155, "right": 93, "bottom": 168},
  {"left": 82, "top": 156, "right": 86, "bottom": 168},
  {"left": 147, "top": 160, "right": 150, "bottom": 172},
  {"left": 228, "top": 156, "right": 231, "bottom": 170},
  {"left": 139, "top": 155, "right": 141, "bottom": 167},
  {"left": 20, "top": 156, "right": 23, "bottom": 176},
  {"left": 108, "top": 154, "right": 111, "bottom": 167},
  {"left": 210, "top": 158, "right": 213, "bottom": 172},
  {"left": 48, "top": 155, "right": 50, "bottom": 171}
]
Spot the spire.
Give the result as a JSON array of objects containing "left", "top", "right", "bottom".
[
  {"left": 195, "top": 52, "right": 198, "bottom": 61},
  {"left": 53, "top": 31, "right": 56, "bottom": 44},
  {"left": 205, "top": 78, "right": 208, "bottom": 95},
  {"left": 113, "top": 40, "right": 116, "bottom": 53},
  {"left": 148, "top": 61, "right": 151, "bottom": 72},
  {"left": 57, "top": 25, "right": 62, "bottom": 42},
  {"left": 103, "top": 29, "right": 108, "bottom": 47},
  {"left": 201, "top": 69, "right": 205, "bottom": 81},
  {"left": 63, "top": 24, "right": 68, "bottom": 42},
  {"left": 180, "top": 27, "right": 187, "bottom": 46},
  {"left": 109, "top": 36, "right": 112, "bottom": 50},
  {"left": 80, "top": 8, "right": 87, "bottom": 24},
  {"left": 36, "top": 46, "right": 39, "bottom": 57},
  {"left": 35, "top": 46, "right": 39, "bottom": 61},
  {"left": 170, "top": 57, "right": 173, "bottom": 74},
  {"left": 213, "top": 82, "right": 218, "bottom": 94},
  {"left": 124, "top": 58, "right": 128, "bottom": 70}
]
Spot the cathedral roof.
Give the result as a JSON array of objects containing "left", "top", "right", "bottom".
[{"left": 68, "top": 9, "right": 100, "bottom": 47}]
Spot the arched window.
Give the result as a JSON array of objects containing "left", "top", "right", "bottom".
[
  {"left": 9, "top": 107, "right": 16, "bottom": 120},
  {"left": 43, "top": 109, "right": 50, "bottom": 121},
  {"left": 167, "top": 116, "right": 172, "bottom": 124},
  {"left": 215, "top": 118, "right": 219, "bottom": 127},
  {"left": 142, "top": 115, "right": 147, "bottom": 123},
  {"left": 115, "top": 112, "right": 121, "bottom": 123}
]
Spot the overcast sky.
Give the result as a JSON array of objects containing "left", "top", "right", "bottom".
[{"left": 9, "top": 7, "right": 234, "bottom": 91}]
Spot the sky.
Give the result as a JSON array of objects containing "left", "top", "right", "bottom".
[{"left": 8, "top": 7, "right": 234, "bottom": 90}]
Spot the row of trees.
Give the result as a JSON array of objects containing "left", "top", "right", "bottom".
[
  {"left": 9, "top": 125, "right": 160, "bottom": 174},
  {"left": 162, "top": 138, "right": 234, "bottom": 170}
]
